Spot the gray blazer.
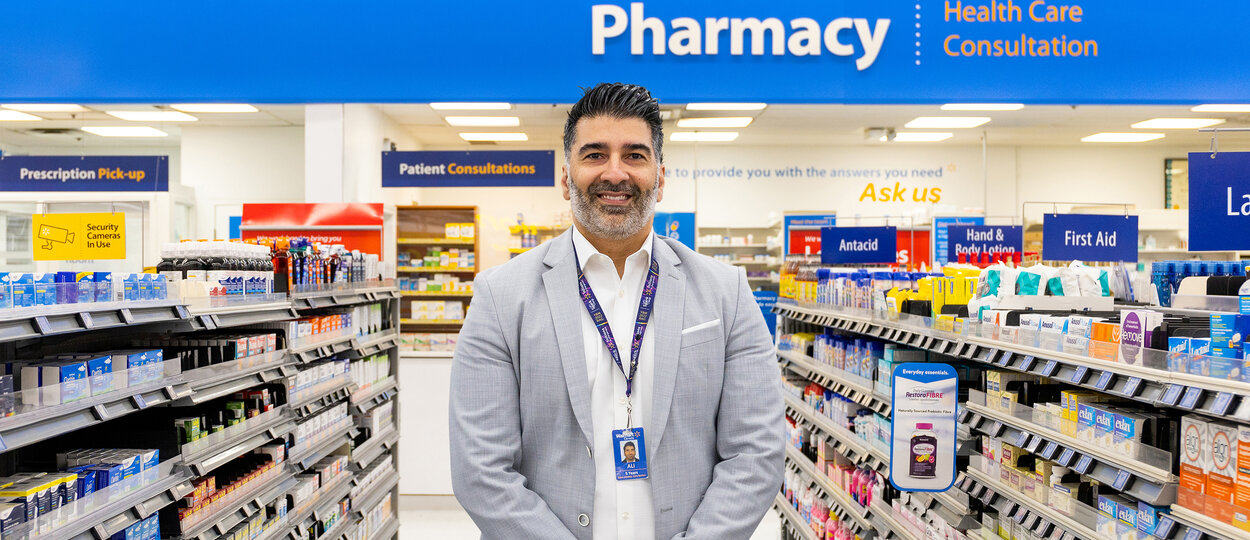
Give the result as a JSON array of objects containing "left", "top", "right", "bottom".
[{"left": 449, "top": 230, "right": 784, "bottom": 540}]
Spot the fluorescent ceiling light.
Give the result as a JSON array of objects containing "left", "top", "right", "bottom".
[
  {"left": 0, "top": 110, "right": 42, "bottom": 121},
  {"left": 458, "top": 132, "right": 528, "bottom": 141},
  {"left": 685, "top": 103, "right": 768, "bottom": 111},
  {"left": 170, "top": 103, "right": 259, "bottom": 113},
  {"left": 671, "top": 132, "right": 739, "bottom": 142},
  {"left": 2, "top": 104, "right": 87, "bottom": 112},
  {"left": 1081, "top": 132, "right": 1164, "bottom": 143},
  {"left": 445, "top": 116, "right": 521, "bottom": 127},
  {"left": 1130, "top": 118, "right": 1225, "bottom": 129},
  {"left": 676, "top": 117, "right": 753, "bottom": 128},
  {"left": 894, "top": 132, "right": 953, "bottom": 142},
  {"left": 1191, "top": 104, "right": 1250, "bottom": 113},
  {"left": 431, "top": 102, "right": 512, "bottom": 110},
  {"left": 940, "top": 103, "right": 1024, "bottom": 111},
  {"left": 106, "top": 110, "right": 198, "bottom": 122},
  {"left": 81, "top": 126, "right": 169, "bottom": 137},
  {"left": 905, "top": 116, "right": 991, "bottom": 128}
]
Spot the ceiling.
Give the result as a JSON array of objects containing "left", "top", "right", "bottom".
[{"left": 2, "top": 103, "right": 1248, "bottom": 152}]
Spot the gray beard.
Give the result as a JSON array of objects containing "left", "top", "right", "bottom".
[{"left": 568, "top": 176, "right": 658, "bottom": 241}]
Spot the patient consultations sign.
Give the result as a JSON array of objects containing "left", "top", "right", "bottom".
[{"left": 382, "top": 150, "right": 555, "bottom": 187}]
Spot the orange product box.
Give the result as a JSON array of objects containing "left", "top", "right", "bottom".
[
  {"left": 1180, "top": 415, "right": 1208, "bottom": 512},
  {"left": 1209, "top": 421, "right": 1239, "bottom": 522},
  {"left": 1088, "top": 321, "right": 1121, "bottom": 362},
  {"left": 1237, "top": 425, "right": 1250, "bottom": 511}
]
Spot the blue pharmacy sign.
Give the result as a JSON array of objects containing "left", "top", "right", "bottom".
[
  {"left": 1188, "top": 152, "right": 1250, "bottom": 251},
  {"left": 784, "top": 214, "right": 837, "bottom": 254},
  {"left": 890, "top": 363, "right": 958, "bottom": 492},
  {"left": 753, "top": 291, "right": 779, "bottom": 338},
  {"left": 0, "top": 156, "right": 169, "bottom": 192},
  {"left": 932, "top": 216, "right": 984, "bottom": 266},
  {"left": 2, "top": 2, "right": 1250, "bottom": 104},
  {"left": 382, "top": 151, "right": 555, "bottom": 187},
  {"left": 1042, "top": 214, "right": 1138, "bottom": 262},
  {"left": 654, "top": 211, "right": 696, "bottom": 251},
  {"left": 820, "top": 226, "right": 896, "bottom": 264},
  {"left": 945, "top": 225, "right": 1023, "bottom": 263}
]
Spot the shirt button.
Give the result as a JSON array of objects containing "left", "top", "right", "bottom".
[
  {"left": 618, "top": 396, "right": 628, "bottom": 405},
  {"left": 621, "top": 512, "right": 630, "bottom": 520},
  {"left": 618, "top": 288, "right": 624, "bottom": 298},
  {"left": 578, "top": 513, "right": 590, "bottom": 527}
]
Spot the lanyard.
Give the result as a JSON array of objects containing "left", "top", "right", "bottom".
[{"left": 573, "top": 240, "right": 660, "bottom": 428}]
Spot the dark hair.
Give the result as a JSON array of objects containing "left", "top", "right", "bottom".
[
  {"left": 623, "top": 441, "right": 636, "bottom": 450},
  {"left": 564, "top": 83, "right": 664, "bottom": 163}
]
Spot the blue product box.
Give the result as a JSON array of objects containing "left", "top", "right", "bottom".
[
  {"left": 1167, "top": 337, "right": 1190, "bottom": 373},
  {"left": 66, "top": 467, "right": 97, "bottom": 499},
  {"left": 1211, "top": 314, "right": 1249, "bottom": 351},
  {"left": 76, "top": 272, "right": 94, "bottom": 303},
  {"left": 122, "top": 274, "right": 139, "bottom": 302},
  {"left": 94, "top": 272, "right": 113, "bottom": 302},
  {"left": 1242, "top": 296, "right": 1250, "bottom": 315},
  {"left": 8, "top": 274, "right": 32, "bottom": 308},
  {"left": 1137, "top": 501, "right": 1167, "bottom": 536},
  {"left": 1189, "top": 338, "right": 1212, "bottom": 375},
  {"left": 32, "top": 273, "right": 56, "bottom": 306},
  {"left": 137, "top": 274, "right": 152, "bottom": 301},
  {"left": 105, "top": 453, "right": 141, "bottom": 480},
  {"left": 0, "top": 502, "right": 22, "bottom": 532},
  {"left": 85, "top": 355, "right": 114, "bottom": 395},
  {"left": 122, "top": 449, "right": 158, "bottom": 472},
  {"left": 861, "top": 341, "right": 883, "bottom": 379},
  {"left": 54, "top": 361, "right": 89, "bottom": 403},
  {"left": 56, "top": 272, "right": 78, "bottom": 304},
  {"left": 1094, "top": 406, "right": 1116, "bottom": 444},
  {"left": 1077, "top": 403, "right": 1097, "bottom": 437},
  {"left": 0, "top": 272, "right": 9, "bottom": 309},
  {"left": 87, "top": 464, "right": 122, "bottom": 490}
]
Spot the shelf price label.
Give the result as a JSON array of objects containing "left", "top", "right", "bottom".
[
  {"left": 1040, "top": 441, "right": 1059, "bottom": 459},
  {"left": 1074, "top": 454, "right": 1094, "bottom": 474},
  {"left": 1040, "top": 360, "right": 1059, "bottom": 377},
  {"left": 1111, "top": 469, "right": 1132, "bottom": 491},
  {"left": 1094, "top": 371, "right": 1114, "bottom": 390},
  {"left": 1057, "top": 448, "right": 1075, "bottom": 466},
  {"left": 1016, "top": 431, "right": 1031, "bottom": 447},
  {"left": 1180, "top": 386, "right": 1204, "bottom": 409},
  {"left": 1121, "top": 377, "right": 1142, "bottom": 397},
  {"left": 1012, "top": 507, "right": 1028, "bottom": 523},
  {"left": 996, "top": 351, "right": 1011, "bottom": 366},
  {"left": 980, "top": 489, "right": 996, "bottom": 505},
  {"left": 1071, "top": 366, "right": 1089, "bottom": 384},
  {"left": 1212, "top": 392, "right": 1235, "bottom": 416},
  {"left": 1026, "top": 435, "right": 1043, "bottom": 453},
  {"left": 985, "top": 348, "right": 1000, "bottom": 363},
  {"left": 1019, "top": 355, "right": 1035, "bottom": 371},
  {"left": 1161, "top": 384, "right": 1184, "bottom": 406},
  {"left": 1183, "top": 527, "right": 1204, "bottom": 540},
  {"left": 1154, "top": 516, "right": 1176, "bottom": 538}
]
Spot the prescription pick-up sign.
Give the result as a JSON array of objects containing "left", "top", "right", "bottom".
[
  {"left": 32, "top": 213, "right": 126, "bottom": 261},
  {"left": 1189, "top": 151, "right": 1250, "bottom": 251}
]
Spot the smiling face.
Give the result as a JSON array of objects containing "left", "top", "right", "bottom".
[
  {"left": 562, "top": 115, "right": 665, "bottom": 241},
  {"left": 623, "top": 442, "right": 637, "bottom": 462}
]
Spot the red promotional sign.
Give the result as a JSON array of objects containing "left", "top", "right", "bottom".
[
  {"left": 789, "top": 229, "right": 824, "bottom": 255},
  {"left": 241, "top": 203, "right": 385, "bottom": 258},
  {"left": 896, "top": 229, "right": 931, "bottom": 270}
]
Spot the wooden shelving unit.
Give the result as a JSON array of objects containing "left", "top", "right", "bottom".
[{"left": 395, "top": 206, "right": 479, "bottom": 348}]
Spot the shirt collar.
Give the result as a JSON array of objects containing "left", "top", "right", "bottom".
[{"left": 571, "top": 224, "right": 654, "bottom": 270}]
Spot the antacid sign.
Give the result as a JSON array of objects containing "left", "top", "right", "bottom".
[{"left": 592, "top": 3, "right": 891, "bottom": 70}]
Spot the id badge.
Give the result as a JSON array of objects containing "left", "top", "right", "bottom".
[{"left": 612, "top": 427, "right": 648, "bottom": 480}]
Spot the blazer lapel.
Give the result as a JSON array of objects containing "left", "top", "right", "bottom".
[
  {"left": 542, "top": 231, "right": 594, "bottom": 447},
  {"left": 647, "top": 237, "right": 685, "bottom": 456}
]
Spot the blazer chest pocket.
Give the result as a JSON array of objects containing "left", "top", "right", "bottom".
[{"left": 680, "top": 319, "right": 721, "bottom": 348}]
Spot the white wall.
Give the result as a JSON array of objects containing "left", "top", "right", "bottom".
[{"left": 180, "top": 126, "right": 305, "bottom": 240}]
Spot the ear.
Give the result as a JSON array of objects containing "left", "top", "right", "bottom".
[
  {"left": 655, "top": 164, "right": 666, "bottom": 203},
  {"left": 560, "top": 163, "right": 571, "bottom": 201}
]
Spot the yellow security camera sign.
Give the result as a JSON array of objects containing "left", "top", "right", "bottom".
[{"left": 32, "top": 213, "right": 126, "bottom": 261}]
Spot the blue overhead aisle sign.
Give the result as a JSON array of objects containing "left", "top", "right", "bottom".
[{"left": 0, "top": 1, "right": 1248, "bottom": 103}]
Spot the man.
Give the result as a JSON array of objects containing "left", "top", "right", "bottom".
[
  {"left": 621, "top": 441, "right": 639, "bottom": 464},
  {"left": 449, "top": 82, "right": 783, "bottom": 540}
]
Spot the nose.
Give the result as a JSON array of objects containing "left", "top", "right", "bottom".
[{"left": 601, "top": 155, "right": 630, "bottom": 183}]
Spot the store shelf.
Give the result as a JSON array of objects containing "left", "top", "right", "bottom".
[
  {"left": 0, "top": 301, "right": 188, "bottom": 344},
  {"left": 962, "top": 396, "right": 1177, "bottom": 506},
  {"left": 961, "top": 464, "right": 1096, "bottom": 540},
  {"left": 784, "top": 446, "right": 874, "bottom": 538},
  {"left": 372, "top": 516, "right": 400, "bottom": 540},
  {"left": 351, "top": 376, "right": 397, "bottom": 411},
  {"left": 400, "top": 351, "right": 454, "bottom": 359},
  {"left": 294, "top": 474, "right": 356, "bottom": 540},
  {"left": 698, "top": 243, "right": 776, "bottom": 249},
  {"left": 774, "top": 493, "right": 817, "bottom": 540},
  {"left": 509, "top": 225, "right": 563, "bottom": 234},
  {"left": 349, "top": 330, "right": 400, "bottom": 358},
  {"left": 290, "top": 380, "right": 353, "bottom": 417},
  {"left": 180, "top": 299, "right": 298, "bottom": 332},
  {"left": 317, "top": 511, "right": 354, "bottom": 540},
  {"left": 0, "top": 378, "right": 192, "bottom": 453},
  {"left": 397, "top": 238, "right": 475, "bottom": 245},
  {"left": 54, "top": 460, "right": 196, "bottom": 540},
  {"left": 351, "top": 476, "right": 399, "bottom": 520},
  {"left": 290, "top": 284, "right": 400, "bottom": 310},
  {"left": 289, "top": 333, "right": 357, "bottom": 364},
  {"left": 397, "top": 266, "right": 476, "bottom": 273},
  {"left": 867, "top": 500, "right": 923, "bottom": 540},
  {"left": 352, "top": 426, "right": 399, "bottom": 469},
  {"left": 181, "top": 408, "right": 295, "bottom": 476},
  {"left": 177, "top": 468, "right": 297, "bottom": 540},
  {"left": 728, "top": 260, "right": 777, "bottom": 266},
  {"left": 179, "top": 352, "right": 293, "bottom": 405},
  {"left": 777, "top": 349, "right": 891, "bottom": 416},
  {"left": 400, "top": 318, "right": 464, "bottom": 326},
  {"left": 781, "top": 393, "right": 887, "bottom": 473},
  {"left": 1166, "top": 503, "right": 1248, "bottom": 540},
  {"left": 772, "top": 302, "right": 1250, "bottom": 424},
  {"left": 400, "top": 290, "right": 473, "bottom": 297},
  {"left": 288, "top": 421, "right": 354, "bottom": 471}
]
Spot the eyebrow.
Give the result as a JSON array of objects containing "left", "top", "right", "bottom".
[{"left": 576, "top": 142, "right": 654, "bottom": 157}]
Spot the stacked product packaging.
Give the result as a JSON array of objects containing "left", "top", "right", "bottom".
[
  {"left": 173, "top": 446, "right": 285, "bottom": 535},
  {"left": 0, "top": 271, "right": 168, "bottom": 309},
  {"left": 399, "top": 332, "right": 457, "bottom": 353},
  {"left": 350, "top": 353, "right": 391, "bottom": 390},
  {"left": 7, "top": 348, "right": 168, "bottom": 411},
  {"left": 0, "top": 448, "right": 161, "bottom": 535}
]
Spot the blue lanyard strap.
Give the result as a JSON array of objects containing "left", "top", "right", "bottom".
[{"left": 573, "top": 241, "right": 660, "bottom": 399}]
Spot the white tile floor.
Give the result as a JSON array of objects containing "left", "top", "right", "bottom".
[{"left": 399, "top": 495, "right": 782, "bottom": 539}]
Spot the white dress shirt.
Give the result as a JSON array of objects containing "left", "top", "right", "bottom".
[{"left": 571, "top": 226, "right": 657, "bottom": 540}]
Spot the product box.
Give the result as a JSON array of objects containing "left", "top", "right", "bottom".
[
  {"left": 94, "top": 272, "right": 114, "bottom": 302},
  {"left": 1112, "top": 409, "right": 1151, "bottom": 458},
  {"left": 1179, "top": 415, "right": 1209, "bottom": 510},
  {"left": 1089, "top": 321, "right": 1121, "bottom": 362},
  {"left": 1066, "top": 315, "right": 1101, "bottom": 339},
  {"left": 1168, "top": 337, "right": 1191, "bottom": 373},
  {"left": 1116, "top": 499, "right": 1140, "bottom": 540},
  {"left": 1238, "top": 424, "right": 1250, "bottom": 510},
  {"left": 1137, "top": 502, "right": 1168, "bottom": 537},
  {"left": 0, "top": 502, "right": 22, "bottom": 532},
  {"left": 84, "top": 355, "right": 114, "bottom": 395},
  {"left": 1076, "top": 403, "right": 1098, "bottom": 442},
  {"left": 1062, "top": 332, "right": 1091, "bottom": 356},
  {"left": 1038, "top": 316, "right": 1067, "bottom": 350},
  {"left": 1208, "top": 421, "right": 1239, "bottom": 521},
  {"left": 1093, "top": 405, "right": 1117, "bottom": 447},
  {"left": 1189, "top": 338, "right": 1213, "bottom": 376},
  {"left": 1119, "top": 310, "right": 1163, "bottom": 366},
  {"left": 7, "top": 274, "right": 33, "bottom": 308},
  {"left": 1211, "top": 314, "right": 1249, "bottom": 352}
]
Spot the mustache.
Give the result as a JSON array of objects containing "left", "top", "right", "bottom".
[{"left": 585, "top": 180, "right": 643, "bottom": 198}]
